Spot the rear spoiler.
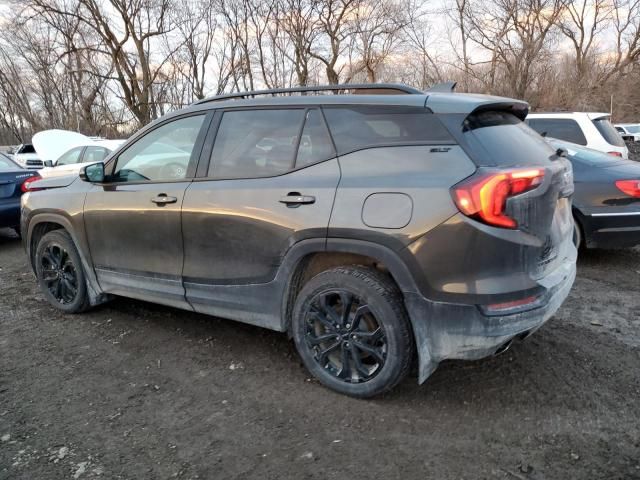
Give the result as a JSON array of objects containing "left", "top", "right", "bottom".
[{"left": 425, "top": 93, "right": 530, "bottom": 121}]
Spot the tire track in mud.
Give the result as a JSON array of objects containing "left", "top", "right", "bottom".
[{"left": 1, "top": 229, "right": 640, "bottom": 479}]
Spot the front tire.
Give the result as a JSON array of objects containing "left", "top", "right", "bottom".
[
  {"left": 292, "top": 266, "right": 414, "bottom": 398},
  {"left": 35, "top": 230, "right": 90, "bottom": 313}
]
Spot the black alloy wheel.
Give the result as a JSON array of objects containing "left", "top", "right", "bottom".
[
  {"left": 304, "top": 290, "right": 387, "bottom": 383},
  {"left": 35, "top": 229, "right": 90, "bottom": 313},
  {"left": 292, "top": 266, "right": 414, "bottom": 398},
  {"left": 40, "top": 243, "right": 79, "bottom": 304}
]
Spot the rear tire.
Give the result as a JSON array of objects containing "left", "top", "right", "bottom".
[
  {"left": 35, "top": 230, "right": 90, "bottom": 313},
  {"left": 292, "top": 266, "right": 414, "bottom": 398}
]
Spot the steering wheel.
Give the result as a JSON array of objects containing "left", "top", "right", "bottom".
[{"left": 159, "top": 162, "right": 187, "bottom": 179}]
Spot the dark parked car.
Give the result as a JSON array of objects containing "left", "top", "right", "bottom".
[
  {"left": 21, "top": 84, "right": 576, "bottom": 397},
  {"left": 549, "top": 139, "right": 640, "bottom": 249},
  {"left": 0, "top": 152, "right": 40, "bottom": 235}
]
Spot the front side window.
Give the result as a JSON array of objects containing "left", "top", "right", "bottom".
[
  {"left": 527, "top": 118, "right": 587, "bottom": 145},
  {"left": 84, "top": 146, "right": 110, "bottom": 164},
  {"left": 113, "top": 115, "right": 205, "bottom": 182},
  {"left": 209, "top": 109, "right": 305, "bottom": 178},
  {"left": 56, "top": 147, "right": 84, "bottom": 166},
  {"left": 323, "top": 106, "right": 453, "bottom": 155}
]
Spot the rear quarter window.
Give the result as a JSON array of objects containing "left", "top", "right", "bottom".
[
  {"left": 592, "top": 118, "right": 625, "bottom": 147},
  {"left": 323, "top": 106, "right": 453, "bottom": 155},
  {"left": 527, "top": 118, "right": 587, "bottom": 145},
  {"left": 463, "top": 111, "right": 555, "bottom": 167}
]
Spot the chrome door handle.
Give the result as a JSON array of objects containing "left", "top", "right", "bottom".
[
  {"left": 279, "top": 194, "right": 316, "bottom": 206},
  {"left": 151, "top": 195, "right": 177, "bottom": 205}
]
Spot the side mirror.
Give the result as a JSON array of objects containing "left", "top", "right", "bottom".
[
  {"left": 79, "top": 162, "right": 105, "bottom": 183},
  {"left": 43, "top": 160, "right": 54, "bottom": 168}
]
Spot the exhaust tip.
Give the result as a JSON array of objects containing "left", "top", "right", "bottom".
[{"left": 494, "top": 339, "right": 513, "bottom": 356}]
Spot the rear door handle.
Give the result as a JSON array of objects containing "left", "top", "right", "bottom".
[
  {"left": 279, "top": 194, "right": 316, "bottom": 206},
  {"left": 151, "top": 194, "right": 178, "bottom": 205}
]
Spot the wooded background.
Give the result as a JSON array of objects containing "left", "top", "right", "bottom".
[{"left": 0, "top": 0, "right": 639, "bottom": 144}]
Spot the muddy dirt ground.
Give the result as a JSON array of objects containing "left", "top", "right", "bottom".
[{"left": 0, "top": 228, "right": 639, "bottom": 479}]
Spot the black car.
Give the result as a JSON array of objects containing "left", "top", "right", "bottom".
[
  {"left": 21, "top": 84, "right": 577, "bottom": 397},
  {"left": 550, "top": 139, "right": 640, "bottom": 248},
  {"left": 0, "top": 152, "right": 39, "bottom": 235}
]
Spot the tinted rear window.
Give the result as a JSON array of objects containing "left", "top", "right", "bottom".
[
  {"left": 463, "top": 111, "right": 554, "bottom": 166},
  {"left": 18, "top": 144, "right": 36, "bottom": 154},
  {"left": 323, "top": 106, "right": 453, "bottom": 155},
  {"left": 592, "top": 118, "right": 625, "bottom": 147},
  {"left": 527, "top": 118, "right": 587, "bottom": 145}
]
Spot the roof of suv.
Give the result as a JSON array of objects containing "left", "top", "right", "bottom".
[
  {"left": 528, "top": 112, "right": 611, "bottom": 120},
  {"left": 179, "top": 83, "right": 530, "bottom": 120}
]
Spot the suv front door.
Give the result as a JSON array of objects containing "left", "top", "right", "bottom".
[
  {"left": 83, "top": 113, "right": 210, "bottom": 308},
  {"left": 181, "top": 108, "right": 340, "bottom": 329}
]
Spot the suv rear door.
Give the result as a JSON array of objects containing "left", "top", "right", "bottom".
[{"left": 180, "top": 107, "right": 340, "bottom": 328}]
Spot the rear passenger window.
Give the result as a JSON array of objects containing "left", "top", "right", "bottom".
[
  {"left": 527, "top": 118, "right": 587, "bottom": 145},
  {"left": 210, "top": 109, "right": 305, "bottom": 178},
  {"left": 323, "top": 106, "right": 453, "bottom": 154},
  {"left": 84, "top": 146, "right": 110, "bottom": 163},
  {"left": 296, "top": 109, "right": 335, "bottom": 167}
]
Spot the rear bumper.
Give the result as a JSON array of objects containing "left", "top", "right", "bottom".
[
  {"left": 0, "top": 200, "right": 21, "bottom": 228},
  {"left": 579, "top": 210, "right": 640, "bottom": 248},
  {"left": 404, "top": 255, "right": 576, "bottom": 383}
]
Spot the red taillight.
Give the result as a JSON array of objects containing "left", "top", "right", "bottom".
[
  {"left": 21, "top": 174, "right": 41, "bottom": 193},
  {"left": 608, "top": 151, "right": 623, "bottom": 157},
  {"left": 615, "top": 179, "right": 640, "bottom": 197},
  {"left": 485, "top": 295, "right": 540, "bottom": 314},
  {"left": 452, "top": 168, "right": 545, "bottom": 229}
]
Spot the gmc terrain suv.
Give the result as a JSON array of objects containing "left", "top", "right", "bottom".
[{"left": 21, "top": 83, "right": 577, "bottom": 398}]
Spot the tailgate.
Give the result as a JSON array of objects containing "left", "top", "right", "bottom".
[{"left": 506, "top": 157, "right": 574, "bottom": 279}]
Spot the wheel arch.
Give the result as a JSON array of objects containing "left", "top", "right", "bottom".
[
  {"left": 280, "top": 237, "right": 432, "bottom": 384},
  {"left": 26, "top": 212, "right": 106, "bottom": 305},
  {"left": 282, "top": 239, "right": 420, "bottom": 328}
]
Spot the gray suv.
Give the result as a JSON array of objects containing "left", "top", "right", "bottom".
[{"left": 21, "top": 84, "right": 577, "bottom": 398}]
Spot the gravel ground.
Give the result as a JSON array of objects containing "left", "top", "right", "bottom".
[{"left": 0, "top": 227, "right": 639, "bottom": 480}]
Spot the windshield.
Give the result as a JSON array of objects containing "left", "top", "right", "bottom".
[
  {"left": 0, "top": 153, "right": 20, "bottom": 171},
  {"left": 592, "top": 118, "right": 625, "bottom": 147}
]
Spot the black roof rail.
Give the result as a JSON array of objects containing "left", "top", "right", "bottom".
[
  {"left": 195, "top": 83, "right": 424, "bottom": 104},
  {"left": 426, "top": 81, "right": 457, "bottom": 93}
]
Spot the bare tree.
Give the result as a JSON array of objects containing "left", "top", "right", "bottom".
[
  {"left": 309, "top": 0, "right": 361, "bottom": 84},
  {"left": 465, "top": 0, "right": 565, "bottom": 98}
]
